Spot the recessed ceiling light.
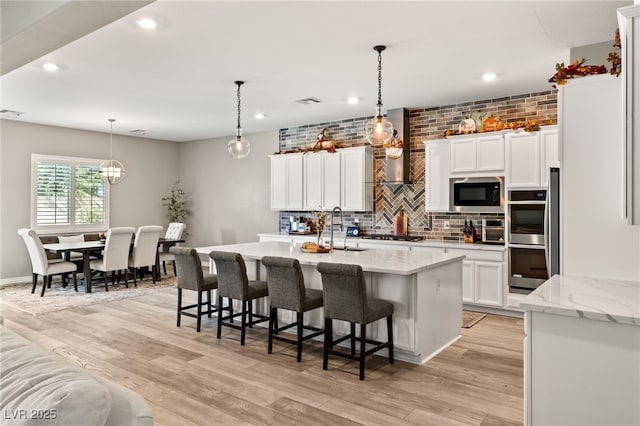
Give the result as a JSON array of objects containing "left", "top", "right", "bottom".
[
  {"left": 42, "top": 62, "right": 59, "bottom": 72},
  {"left": 482, "top": 72, "right": 497, "bottom": 82},
  {"left": 136, "top": 18, "right": 157, "bottom": 30},
  {"left": 255, "top": 113, "right": 265, "bottom": 120},
  {"left": 348, "top": 97, "right": 359, "bottom": 105}
]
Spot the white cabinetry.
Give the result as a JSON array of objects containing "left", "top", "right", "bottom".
[
  {"left": 425, "top": 140, "right": 450, "bottom": 211},
  {"left": 272, "top": 146, "right": 372, "bottom": 212},
  {"left": 448, "top": 248, "right": 504, "bottom": 307},
  {"left": 450, "top": 134, "right": 504, "bottom": 175},
  {"left": 505, "top": 126, "right": 558, "bottom": 189},
  {"left": 303, "top": 151, "right": 340, "bottom": 210},
  {"left": 340, "top": 146, "right": 373, "bottom": 211},
  {"left": 619, "top": 5, "right": 640, "bottom": 225},
  {"left": 270, "top": 153, "right": 303, "bottom": 210}
]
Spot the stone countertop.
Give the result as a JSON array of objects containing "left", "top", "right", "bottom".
[
  {"left": 257, "top": 233, "right": 506, "bottom": 252},
  {"left": 519, "top": 275, "right": 640, "bottom": 326},
  {"left": 196, "top": 241, "right": 465, "bottom": 276}
]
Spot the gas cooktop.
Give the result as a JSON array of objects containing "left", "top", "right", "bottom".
[{"left": 361, "top": 234, "right": 424, "bottom": 242}]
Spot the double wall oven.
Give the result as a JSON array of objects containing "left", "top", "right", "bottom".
[{"left": 507, "top": 168, "right": 560, "bottom": 293}]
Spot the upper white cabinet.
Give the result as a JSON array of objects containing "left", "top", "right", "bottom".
[
  {"left": 270, "top": 153, "right": 303, "bottom": 210},
  {"left": 505, "top": 126, "right": 558, "bottom": 189},
  {"left": 272, "top": 146, "right": 373, "bottom": 211},
  {"left": 303, "top": 151, "right": 340, "bottom": 210},
  {"left": 425, "top": 139, "right": 450, "bottom": 211},
  {"left": 340, "top": 146, "right": 373, "bottom": 211},
  {"left": 450, "top": 134, "right": 504, "bottom": 175}
]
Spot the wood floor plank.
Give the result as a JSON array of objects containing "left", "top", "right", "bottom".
[{"left": 1, "top": 290, "right": 526, "bottom": 426}]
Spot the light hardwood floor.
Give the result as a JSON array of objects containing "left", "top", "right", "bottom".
[{"left": 1, "top": 286, "right": 525, "bottom": 426}]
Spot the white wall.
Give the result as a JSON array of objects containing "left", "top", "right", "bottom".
[
  {"left": 177, "top": 131, "right": 279, "bottom": 248},
  {"left": 0, "top": 119, "right": 180, "bottom": 281}
]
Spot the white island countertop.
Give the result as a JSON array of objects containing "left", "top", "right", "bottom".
[
  {"left": 520, "top": 274, "right": 640, "bottom": 325},
  {"left": 196, "top": 241, "right": 465, "bottom": 276}
]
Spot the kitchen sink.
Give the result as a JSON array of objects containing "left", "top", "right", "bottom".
[{"left": 331, "top": 247, "right": 368, "bottom": 252}]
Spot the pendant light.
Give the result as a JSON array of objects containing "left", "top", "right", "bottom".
[
  {"left": 364, "top": 45, "right": 394, "bottom": 145},
  {"left": 228, "top": 80, "right": 250, "bottom": 159},
  {"left": 99, "top": 118, "right": 126, "bottom": 185}
]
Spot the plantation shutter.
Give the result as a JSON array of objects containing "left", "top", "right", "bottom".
[
  {"left": 75, "top": 164, "right": 105, "bottom": 225},
  {"left": 35, "top": 160, "right": 71, "bottom": 226}
]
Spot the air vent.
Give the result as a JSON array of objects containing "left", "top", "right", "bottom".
[
  {"left": 1, "top": 109, "right": 23, "bottom": 117},
  {"left": 295, "top": 97, "right": 321, "bottom": 105},
  {"left": 129, "top": 129, "right": 150, "bottom": 136}
]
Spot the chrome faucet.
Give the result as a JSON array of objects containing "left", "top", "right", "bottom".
[{"left": 329, "top": 206, "right": 344, "bottom": 251}]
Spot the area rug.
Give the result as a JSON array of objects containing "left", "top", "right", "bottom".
[
  {"left": 462, "top": 311, "right": 487, "bottom": 328},
  {"left": 0, "top": 277, "right": 176, "bottom": 317}
]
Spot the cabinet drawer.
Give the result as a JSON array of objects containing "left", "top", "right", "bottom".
[{"left": 447, "top": 248, "right": 504, "bottom": 262}]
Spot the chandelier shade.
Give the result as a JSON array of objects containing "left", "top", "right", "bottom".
[
  {"left": 365, "top": 45, "right": 394, "bottom": 145},
  {"left": 99, "top": 118, "right": 126, "bottom": 185},
  {"left": 228, "top": 80, "right": 250, "bottom": 159}
]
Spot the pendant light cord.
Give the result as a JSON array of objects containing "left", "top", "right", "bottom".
[
  {"left": 235, "top": 81, "right": 243, "bottom": 131},
  {"left": 109, "top": 118, "right": 115, "bottom": 161},
  {"left": 377, "top": 49, "right": 383, "bottom": 109}
]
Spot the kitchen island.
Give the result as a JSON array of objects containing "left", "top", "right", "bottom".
[
  {"left": 520, "top": 275, "right": 640, "bottom": 425},
  {"left": 195, "top": 241, "right": 465, "bottom": 364}
]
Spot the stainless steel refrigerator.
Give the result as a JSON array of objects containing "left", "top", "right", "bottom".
[{"left": 545, "top": 167, "right": 560, "bottom": 278}]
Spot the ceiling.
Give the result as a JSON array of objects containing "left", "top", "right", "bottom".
[{"left": 0, "top": 0, "right": 631, "bottom": 142}]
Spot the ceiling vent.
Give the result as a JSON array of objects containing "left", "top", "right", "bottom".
[
  {"left": 129, "top": 129, "right": 150, "bottom": 136},
  {"left": 1, "top": 109, "right": 23, "bottom": 117},
  {"left": 296, "top": 97, "right": 321, "bottom": 105}
]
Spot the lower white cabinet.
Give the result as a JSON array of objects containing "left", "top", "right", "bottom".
[{"left": 448, "top": 248, "right": 504, "bottom": 307}]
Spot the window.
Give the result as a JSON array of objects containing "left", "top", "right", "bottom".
[{"left": 31, "top": 154, "right": 109, "bottom": 232}]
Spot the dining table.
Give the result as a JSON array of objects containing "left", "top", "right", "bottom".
[
  {"left": 43, "top": 237, "right": 186, "bottom": 292},
  {"left": 43, "top": 240, "right": 105, "bottom": 293}
]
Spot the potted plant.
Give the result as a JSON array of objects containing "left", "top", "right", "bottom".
[{"left": 162, "top": 180, "right": 189, "bottom": 222}]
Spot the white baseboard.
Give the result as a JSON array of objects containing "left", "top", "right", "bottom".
[{"left": 0, "top": 276, "right": 31, "bottom": 287}]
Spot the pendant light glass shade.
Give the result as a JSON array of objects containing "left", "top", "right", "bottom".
[
  {"left": 365, "top": 45, "right": 393, "bottom": 145},
  {"left": 99, "top": 118, "right": 126, "bottom": 184},
  {"left": 228, "top": 80, "right": 250, "bottom": 159}
]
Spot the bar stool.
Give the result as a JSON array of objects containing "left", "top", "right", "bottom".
[
  {"left": 317, "top": 262, "right": 394, "bottom": 380},
  {"left": 171, "top": 247, "right": 230, "bottom": 332},
  {"left": 261, "top": 256, "right": 324, "bottom": 362},
  {"left": 209, "top": 251, "right": 269, "bottom": 346}
]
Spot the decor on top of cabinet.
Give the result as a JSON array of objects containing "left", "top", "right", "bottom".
[
  {"left": 272, "top": 127, "right": 339, "bottom": 155},
  {"left": 482, "top": 115, "right": 504, "bottom": 132},
  {"left": 548, "top": 28, "right": 621, "bottom": 87},
  {"left": 458, "top": 118, "right": 476, "bottom": 134}
]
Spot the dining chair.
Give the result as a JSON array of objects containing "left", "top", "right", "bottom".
[
  {"left": 18, "top": 228, "right": 77, "bottom": 297},
  {"left": 89, "top": 227, "right": 135, "bottom": 291},
  {"left": 158, "top": 222, "right": 187, "bottom": 276},
  {"left": 129, "top": 225, "right": 163, "bottom": 285}
]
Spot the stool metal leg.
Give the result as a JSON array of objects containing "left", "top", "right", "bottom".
[
  {"left": 240, "top": 300, "right": 247, "bottom": 345},
  {"left": 177, "top": 288, "right": 182, "bottom": 327},
  {"left": 217, "top": 296, "right": 223, "bottom": 339},
  {"left": 296, "top": 311, "right": 303, "bottom": 362},
  {"left": 323, "top": 318, "right": 332, "bottom": 370},
  {"left": 387, "top": 315, "right": 395, "bottom": 364},
  {"left": 268, "top": 307, "right": 276, "bottom": 354},
  {"left": 359, "top": 323, "right": 367, "bottom": 380}
]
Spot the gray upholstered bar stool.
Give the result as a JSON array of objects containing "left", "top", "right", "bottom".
[
  {"left": 317, "top": 262, "right": 394, "bottom": 380},
  {"left": 209, "top": 251, "right": 269, "bottom": 345},
  {"left": 171, "top": 247, "right": 226, "bottom": 332},
  {"left": 261, "top": 256, "right": 324, "bottom": 362}
]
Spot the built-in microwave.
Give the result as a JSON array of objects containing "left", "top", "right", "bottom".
[{"left": 450, "top": 177, "right": 504, "bottom": 213}]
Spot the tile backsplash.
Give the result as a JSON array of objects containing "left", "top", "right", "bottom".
[{"left": 278, "top": 90, "right": 557, "bottom": 241}]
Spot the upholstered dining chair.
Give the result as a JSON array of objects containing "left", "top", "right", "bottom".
[
  {"left": 261, "top": 256, "right": 324, "bottom": 362},
  {"left": 18, "top": 228, "right": 77, "bottom": 297},
  {"left": 317, "top": 262, "right": 394, "bottom": 380},
  {"left": 158, "top": 223, "right": 186, "bottom": 276},
  {"left": 209, "top": 251, "right": 269, "bottom": 346},
  {"left": 89, "top": 227, "right": 135, "bottom": 291},
  {"left": 170, "top": 247, "right": 225, "bottom": 332},
  {"left": 129, "top": 225, "right": 163, "bottom": 285}
]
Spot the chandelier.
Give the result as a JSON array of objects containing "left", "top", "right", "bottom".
[
  {"left": 99, "top": 118, "right": 126, "bottom": 185},
  {"left": 364, "top": 45, "right": 394, "bottom": 145},
  {"left": 228, "top": 80, "right": 250, "bottom": 159}
]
